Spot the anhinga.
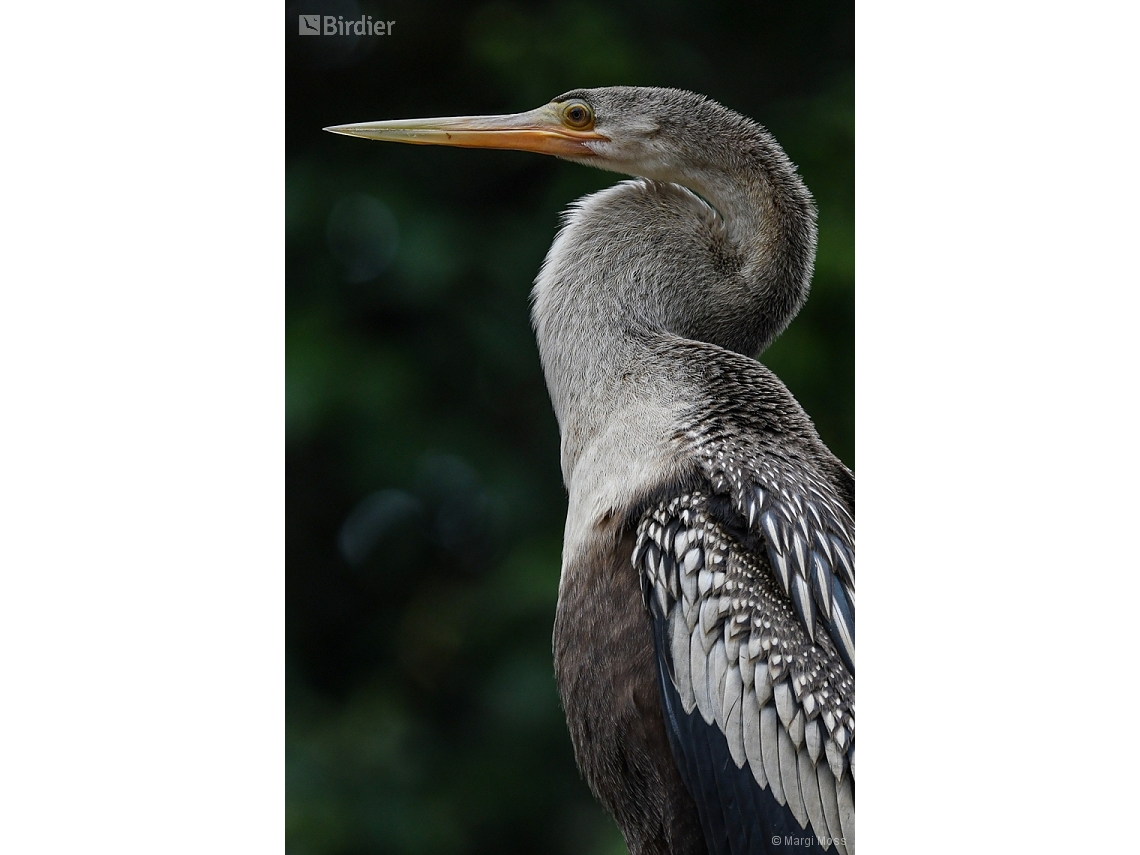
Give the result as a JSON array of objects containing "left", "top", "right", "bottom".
[{"left": 326, "top": 87, "right": 854, "bottom": 855}]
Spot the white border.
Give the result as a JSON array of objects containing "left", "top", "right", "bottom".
[
  {"left": 0, "top": 3, "right": 283, "bottom": 850},
  {"left": 859, "top": 2, "right": 1139, "bottom": 852}
]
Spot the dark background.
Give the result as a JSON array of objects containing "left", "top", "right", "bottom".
[{"left": 286, "top": 2, "right": 852, "bottom": 852}]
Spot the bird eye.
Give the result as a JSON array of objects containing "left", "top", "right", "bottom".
[{"left": 562, "top": 101, "right": 594, "bottom": 130}]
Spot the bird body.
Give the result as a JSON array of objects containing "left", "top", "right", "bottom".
[{"left": 327, "top": 87, "right": 854, "bottom": 855}]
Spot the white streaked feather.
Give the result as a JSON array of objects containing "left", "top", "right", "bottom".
[
  {"left": 682, "top": 544, "right": 701, "bottom": 573},
  {"left": 747, "top": 632, "right": 762, "bottom": 659},
  {"left": 680, "top": 552, "right": 700, "bottom": 601},
  {"left": 837, "top": 774, "right": 855, "bottom": 854},
  {"left": 817, "top": 762, "right": 846, "bottom": 855},
  {"left": 690, "top": 626, "right": 714, "bottom": 725},
  {"left": 760, "top": 704, "right": 786, "bottom": 806},
  {"left": 684, "top": 593, "right": 700, "bottom": 632},
  {"left": 778, "top": 725, "right": 808, "bottom": 828},
  {"left": 825, "top": 738, "right": 847, "bottom": 781},
  {"left": 791, "top": 531, "right": 808, "bottom": 578},
  {"left": 761, "top": 511, "right": 780, "bottom": 548},
  {"left": 799, "top": 748, "right": 828, "bottom": 846},
  {"left": 788, "top": 710, "right": 805, "bottom": 749},
  {"left": 805, "top": 501, "right": 824, "bottom": 531},
  {"left": 831, "top": 537, "right": 853, "bottom": 583},
  {"left": 773, "top": 551, "right": 791, "bottom": 590},
  {"left": 698, "top": 599, "right": 719, "bottom": 652},
  {"left": 670, "top": 606, "right": 696, "bottom": 714},
  {"left": 724, "top": 617, "right": 745, "bottom": 662},
  {"left": 754, "top": 661, "right": 773, "bottom": 707},
  {"left": 833, "top": 605, "right": 855, "bottom": 667},
  {"left": 792, "top": 572, "right": 814, "bottom": 639},
  {"left": 810, "top": 553, "right": 832, "bottom": 621},
  {"left": 822, "top": 709, "right": 835, "bottom": 732},
  {"left": 742, "top": 686, "right": 766, "bottom": 788},
  {"left": 813, "top": 528, "right": 833, "bottom": 563},
  {"left": 710, "top": 639, "right": 729, "bottom": 730},
  {"left": 833, "top": 724, "right": 848, "bottom": 752},
  {"left": 721, "top": 661, "right": 742, "bottom": 740},
  {"left": 738, "top": 648, "right": 755, "bottom": 690},
  {"left": 802, "top": 691, "right": 817, "bottom": 718},
  {"left": 666, "top": 557, "right": 679, "bottom": 600},
  {"left": 673, "top": 529, "right": 690, "bottom": 558},
  {"left": 767, "top": 651, "right": 786, "bottom": 682},
  {"left": 805, "top": 718, "right": 823, "bottom": 764},
  {"left": 723, "top": 667, "right": 745, "bottom": 768},
  {"left": 774, "top": 680, "right": 796, "bottom": 730},
  {"left": 698, "top": 568, "right": 714, "bottom": 594}
]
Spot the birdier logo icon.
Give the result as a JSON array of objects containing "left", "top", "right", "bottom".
[{"left": 298, "top": 15, "right": 320, "bottom": 35}]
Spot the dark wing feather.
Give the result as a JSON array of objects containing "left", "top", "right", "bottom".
[{"left": 636, "top": 492, "right": 853, "bottom": 855}]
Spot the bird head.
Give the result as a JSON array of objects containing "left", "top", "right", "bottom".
[{"left": 324, "top": 86, "right": 715, "bottom": 184}]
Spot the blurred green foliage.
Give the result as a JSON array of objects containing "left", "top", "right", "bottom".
[{"left": 287, "top": 1, "right": 852, "bottom": 853}]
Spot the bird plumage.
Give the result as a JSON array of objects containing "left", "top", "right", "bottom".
[
  {"left": 533, "top": 90, "right": 854, "bottom": 855},
  {"left": 327, "top": 85, "right": 854, "bottom": 855}
]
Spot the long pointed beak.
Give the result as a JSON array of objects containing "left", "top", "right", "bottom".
[{"left": 323, "top": 105, "right": 606, "bottom": 158}]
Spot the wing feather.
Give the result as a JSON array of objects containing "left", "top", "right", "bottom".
[
  {"left": 722, "top": 662, "right": 746, "bottom": 767},
  {"left": 837, "top": 774, "right": 855, "bottom": 851},
  {"left": 800, "top": 748, "right": 828, "bottom": 844},
  {"left": 691, "top": 622, "right": 714, "bottom": 725},
  {"left": 710, "top": 638, "right": 730, "bottom": 731},
  {"left": 760, "top": 703, "right": 786, "bottom": 807},
  {"left": 670, "top": 606, "right": 695, "bottom": 711},
  {"left": 637, "top": 491, "right": 852, "bottom": 854},
  {"left": 693, "top": 437, "right": 856, "bottom": 674},
  {"left": 742, "top": 686, "right": 766, "bottom": 788},
  {"left": 817, "top": 761, "right": 847, "bottom": 855},
  {"left": 778, "top": 725, "right": 808, "bottom": 827}
]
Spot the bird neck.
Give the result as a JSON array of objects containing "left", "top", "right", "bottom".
[
  {"left": 659, "top": 120, "right": 818, "bottom": 358},
  {"left": 532, "top": 122, "right": 816, "bottom": 498}
]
